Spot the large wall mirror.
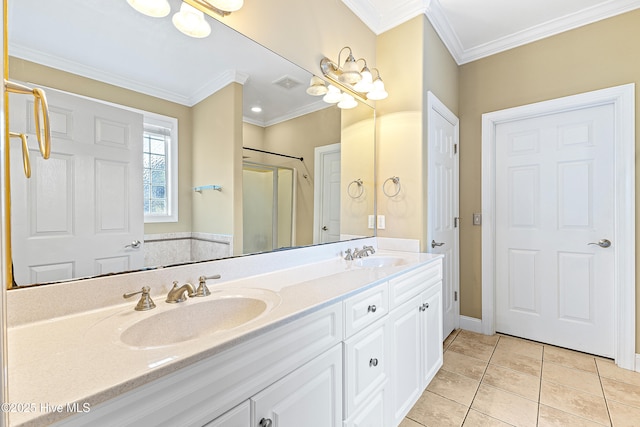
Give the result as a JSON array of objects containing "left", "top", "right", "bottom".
[{"left": 6, "top": 0, "right": 376, "bottom": 288}]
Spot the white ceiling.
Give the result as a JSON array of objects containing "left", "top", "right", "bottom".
[
  {"left": 8, "top": 0, "right": 640, "bottom": 125},
  {"left": 343, "top": 0, "right": 640, "bottom": 64}
]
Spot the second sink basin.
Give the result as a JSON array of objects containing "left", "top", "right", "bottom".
[
  {"left": 119, "top": 288, "right": 281, "bottom": 348},
  {"left": 353, "top": 256, "right": 407, "bottom": 268}
]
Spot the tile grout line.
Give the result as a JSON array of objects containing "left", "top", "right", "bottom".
[
  {"left": 594, "top": 359, "right": 614, "bottom": 427},
  {"left": 458, "top": 333, "right": 501, "bottom": 426}
]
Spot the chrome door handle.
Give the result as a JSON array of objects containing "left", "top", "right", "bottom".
[
  {"left": 125, "top": 240, "right": 141, "bottom": 249},
  {"left": 259, "top": 418, "right": 273, "bottom": 427},
  {"left": 322, "top": 226, "right": 328, "bottom": 231},
  {"left": 431, "top": 240, "right": 445, "bottom": 248},
  {"left": 588, "top": 239, "right": 611, "bottom": 248}
]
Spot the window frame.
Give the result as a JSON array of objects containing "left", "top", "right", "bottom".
[{"left": 143, "top": 113, "right": 179, "bottom": 223}]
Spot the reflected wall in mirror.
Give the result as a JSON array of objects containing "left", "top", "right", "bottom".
[{"left": 7, "top": 0, "right": 375, "bottom": 287}]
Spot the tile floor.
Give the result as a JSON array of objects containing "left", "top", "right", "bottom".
[{"left": 400, "top": 329, "right": 640, "bottom": 427}]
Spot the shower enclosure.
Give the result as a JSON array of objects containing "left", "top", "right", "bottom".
[{"left": 242, "top": 162, "right": 296, "bottom": 254}]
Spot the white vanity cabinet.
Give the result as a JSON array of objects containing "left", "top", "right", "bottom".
[
  {"left": 204, "top": 401, "right": 250, "bottom": 427},
  {"left": 251, "top": 344, "right": 343, "bottom": 427},
  {"left": 388, "top": 263, "right": 443, "bottom": 426}
]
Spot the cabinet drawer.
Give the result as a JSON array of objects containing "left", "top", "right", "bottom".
[
  {"left": 204, "top": 401, "right": 249, "bottom": 427},
  {"left": 389, "top": 260, "right": 442, "bottom": 309},
  {"left": 343, "top": 318, "right": 388, "bottom": 418},
  {"left": 344, "top": 282, "right": 388, "bottom": 338}
]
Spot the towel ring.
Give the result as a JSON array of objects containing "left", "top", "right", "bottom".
[
  {"left": 347, "top": 179, "right": 364, "bottom": 199},
  {"left": 383, "top": 176, "right": 401, "bottom": 197}
]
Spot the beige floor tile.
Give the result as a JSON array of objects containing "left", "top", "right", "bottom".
[
  {"left": 400, "top": 418, "right": 424, "bottom": 427},
  {"left": 607, "top": 400, "right": 640, "bottom": 427},
  {"left": 449, "top": 335, "right": 496, "bottom": 362},
  {"left": 462, "top": 409, "right": 513, "bottom": 426},
  {"left": 458, "top": 330, "right": 500, "bottom": 347},
  {"left": 482, "top": 364, "right": 540, "bottom": 401},
  {"left": 444, "top": 329, "right": 461, "bottom": 351},
  {"left": 471, "top": 384, "right": 538, "bottom": 427},
  {"left": 596, "top": 359, "right": 640, "bottom": 388},
  {"left": 443, "top": 350, "right": 489, "bottom": 381},
  {"left": 490, "top": 346, "right": 542, "bottom": 377},
  {"left": 407, "top": 390, "right": 468, "bottom": 427},
  {"left": 601, "top": 377, "right": 640, "bottom": 409},
  {"left": 496, "top": 336, "right": 544, "bottom": 360},
  {"left": 427, "top": 368, "right": 480, "bottom": 406},
  {"left": 542, "top": 361, "right": 603, "bottom": 396},
  {"left": 537, "top": 404, "right": 609, "bottom": 427},
  {"left": 543, "top": 345, "right": 597, "bottom": 373},
  {"left": 540, "top": 380, "right": 609, "bottom": 425}
]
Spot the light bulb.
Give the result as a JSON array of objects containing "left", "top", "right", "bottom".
[
  {"left": 172, "top": 2, "right": 211, "bottom": 38},
  {"left": 127, "top": 0, "right": 170, "bottom": 17}
]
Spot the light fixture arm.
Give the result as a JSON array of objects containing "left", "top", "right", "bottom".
[
  {"left": 184, "top": 0, "right": 231, "bottom": 17},
  {"left": 337, "top": 47, "right": 354, "bottom": 67}
]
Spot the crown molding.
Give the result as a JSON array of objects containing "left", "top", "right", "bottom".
[
  {"left": 455, "top": 0, "right": 640, "bottom": 64},
  {"left": 188, "top": 70, "right": 249, "bottom": 106},
  {"left": 245, "top": 100, "right": 332, "bottom": 128},
  {"left": 341, "top": 0, "right": 431, "bottom": 35},
  {"left": 9, "top": 43, "right": 192, "bottom": 105}
]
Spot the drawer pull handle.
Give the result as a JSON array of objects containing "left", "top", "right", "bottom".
[
  {"left": 419, "top": 303, "right": 429, "bottom": 311},
  {"left": 369, "top": 358, "right": 379, "bottom": 367},
  {"left": 368, "top": 304, "right": 377, "bottom": 313},
  {"left": 259, "top": 418, "right": 273, "bottom": 427}
]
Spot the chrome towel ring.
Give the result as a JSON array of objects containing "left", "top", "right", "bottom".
[
  {"left": 348, "top": 179, "right": 364, "bottom": 198},
  {"left": 383, "top": 176, "right": 401, "bottom": 197}
]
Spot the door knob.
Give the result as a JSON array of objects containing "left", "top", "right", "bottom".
[
  {"left": 124, "top": 240, "right": 141, "bottom": 249},
  {"left": 259, "top": 418, "right": 273, "bottom": 427},
  {"left": 431, "top": 240, "right": 445, "bottom": 249},
  {"left": 322, "top": 226, "right": 328, "bottom": 231},
  {"left": 588, "top": 239, "right": 611, "bottom": 248}
]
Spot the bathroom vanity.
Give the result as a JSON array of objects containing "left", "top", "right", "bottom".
[{"left": 6, "top": 240, "right": 442, "bottom": 427}]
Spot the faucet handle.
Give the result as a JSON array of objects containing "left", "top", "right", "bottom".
[
  {"left": 344, "top": 248, "right": 353, "bottom": 260},
  {"left": 197, "top": 275, "right": 221, "bottom": 297},
  {"left": 123, "top": 286, "right": 156, "bottom": 311}
]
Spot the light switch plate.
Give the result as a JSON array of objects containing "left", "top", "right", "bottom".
[
  {"left": 377, "top": 215, "right": 386, "bottom": 229},
  {"left": 368, "top": 215, "right": 375, "bottom": 229},
  {"left": 473, "top": 213, "right": 482, "bottom": 226}
]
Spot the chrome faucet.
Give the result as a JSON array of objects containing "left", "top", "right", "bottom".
[
  {"left": 166, "top": 281, "right": 196, "bottom": 303},
  {"left": 344, "top": 248, "right": 354, "bottom": 260},
  {"left": 354, "top": 245, "right": 376, "bottom": 258}
]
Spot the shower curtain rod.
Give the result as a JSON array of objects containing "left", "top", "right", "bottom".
[{"left": 243, "top": 147, "right": 303, "bottom": 162}]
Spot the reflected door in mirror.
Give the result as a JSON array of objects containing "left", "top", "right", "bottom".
[{"left": 10, "top": 89, "right": 144, "bottom": 285}]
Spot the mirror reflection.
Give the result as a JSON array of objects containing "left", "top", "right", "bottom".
[{"left": 7, "top": 0, "right": 376, "bottom": 287}]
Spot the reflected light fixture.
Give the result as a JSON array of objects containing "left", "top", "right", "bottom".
[
  {"left": 172, "top": 2, "right": 211, "bottom": 38},
  {"left": 306, "top": 76, "right": 328, "bottom": 96},
  {"left": 205, "top": 0, "right": 244, "bottom": 12},
  {"left": 322, "top": 85, "right": 342, "bottom": 104},
  {"left": 318, "top": 46, "right": 388, "bottom": 103},
  {"left": 126, "top": 0, "right": 170, "bottom": 17},
  {"left": 337, "top": 93, "right": 357, "bottom": 109}
]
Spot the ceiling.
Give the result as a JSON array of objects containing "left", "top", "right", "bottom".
[
  {"left": 344, "top": 0, "right": 640, "bottom": 64},
  {"left": 8, "top": 0, "right": 640, "bottom": 125}
]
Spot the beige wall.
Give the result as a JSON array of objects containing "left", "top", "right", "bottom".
[
  {"left": 375, "top": 15, "right": 459, "bottom": 251},
  {"left": 244, "top": 107, "right": 341, "bottom": 246},
  {"left": 9, "top": 58, "right": 194, "bottom": 236},
  {"left": 192, "top": 83, "right": 243, "bottom": 253},
  {"left": 458, "top": 10, "right": 640, "bottom": 350}
]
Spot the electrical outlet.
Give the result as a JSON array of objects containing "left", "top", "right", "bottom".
[
  {"left": 473, "top": 213, "right": 482, "bottom": 226},
  {"left": 377, "top": 215, "right": 386, "bottom": 230},
  {"left": 368, "top": 215, "right": 375, "bottom": 229}
]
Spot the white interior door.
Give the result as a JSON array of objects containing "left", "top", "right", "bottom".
[
  {"left": 495, "top": 104, "right": 615, "bottom": 357},
  {"left": 10, "top": 88, "right": 144, "bottom": 284},
  {"left": 427, "top": 92, "right": 459, "bottom": 340},
  {"left": 314, "top": 144, "right": 341, "bottom": 244}
]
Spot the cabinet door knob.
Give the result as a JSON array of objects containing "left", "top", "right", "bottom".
[
  {"left": 259, "top": 418, "right": 273, "bottom": 427},
  {"left": 369, "top": 358, "right": 379, "bottom": 367},
  {"left": 368, "top": 304, "right": 377, "bottom": 313}
]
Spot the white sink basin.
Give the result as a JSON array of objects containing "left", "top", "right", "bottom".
[
  {"left": 353, "top": 256, "right": 406, "bottom": 268},
  {"left": 119, "top": 288, "right": 281, "bottom": 348}
]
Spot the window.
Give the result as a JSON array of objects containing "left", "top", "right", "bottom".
[{"left": 143, "top": 114, "right": 178, "bottom": 223}]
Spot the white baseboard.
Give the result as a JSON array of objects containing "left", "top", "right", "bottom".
[
  {"left": 459, "top": 315, "right": 483, "bottom": 334},
  {"left": 635, "top": 354, "right": 640, "bottom": 373}
]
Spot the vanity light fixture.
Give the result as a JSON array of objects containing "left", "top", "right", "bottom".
[
  {"left": 126, "top": 0, "right": 171, "bottom": 17},
  {"left": 337, "top": 93, "right": 358, "bottom": 110},
  {"left": 317, "top": 46, "right": 388, "bottom": 102},
  {"left": 305, "top": 76, "right": 328, "bottom": 96},
  {"left": 172, "top": 2, "right": 211, "bottom": 38},
  {"left": 322, "top": 84, "right": 343, "bottom": 104}
]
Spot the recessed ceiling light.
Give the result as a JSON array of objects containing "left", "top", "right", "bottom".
[{"left": 251, "top": 106, "right": 262, "bottom": 113}]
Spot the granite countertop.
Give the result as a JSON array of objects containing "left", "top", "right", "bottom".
[{"left": 7, "top": 251, "right": 442, "bottom": 426}]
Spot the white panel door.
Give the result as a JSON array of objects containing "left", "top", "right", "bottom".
[
  {"left": 10, "top": 88, "right": 144, "bottom": 284},
  {"left": 314, "top": 145, "right": 341, "bottom": 243},
  {"left": 427, "top": 93, "right": 459, "bottom": 340},
  {"left": 495, "top": 104, "right": 615, "bottom": 357}
]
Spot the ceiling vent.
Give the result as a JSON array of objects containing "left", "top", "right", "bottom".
[{"left": 273, "top": 75, "right": 302, "bottom": 90}]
